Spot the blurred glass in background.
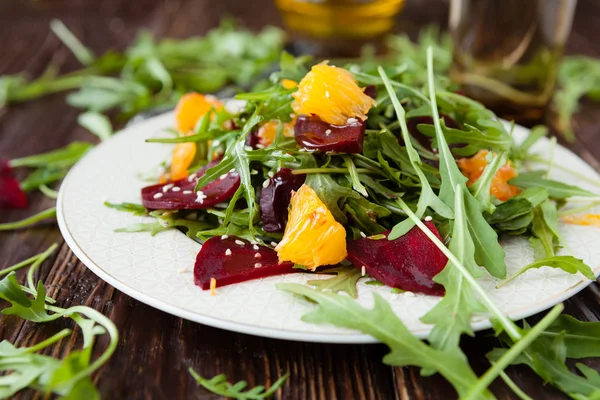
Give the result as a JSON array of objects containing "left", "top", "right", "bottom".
[
  {"left": 449, "top": 0, "right": 577, "bottom": 124},
  {"left": 275, "top": 0, "right": 406, "bottom": 57}
]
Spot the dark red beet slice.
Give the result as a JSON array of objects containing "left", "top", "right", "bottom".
[
  {"left": 0, "top": 160, "right": 28, "bottom": 209},
  {"left": 141, "top": 160, "right": 240, "bottom": 210},
  {"left": 245, "top": 129, "right": 260, "bottom": 149},
  {"left": 294, "top": 114, "right": 365, "bottom": 153},
  {"left": 260, "top": 168, "right": 305, "bottom": 232},
  {"left": 194, "top": 236, "right": 296, "bottom": 289},
  {"left": 364, "top": 85, "right": 377, "bottom": 99},
  {"left": 347, "top": 222, "right": 447, "bottom": 296}
]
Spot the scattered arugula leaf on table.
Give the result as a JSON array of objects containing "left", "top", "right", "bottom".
[{"left": 189, "top": 368, "right": 288, "bottom": 400}]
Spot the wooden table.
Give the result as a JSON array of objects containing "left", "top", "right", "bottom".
[{"left": 2, "top": 0, "right": 600, "bottom": 398}]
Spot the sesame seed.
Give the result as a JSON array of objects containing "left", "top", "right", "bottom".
[
  {"left": 361, "top": 266, "right": 366, "bottom": 276},
  {"left": 289, "top": 113, "right": 296, "bottom": 119},
  {"left": 253, "top": 244, "right": 259, "bottom": 250},
  {"left": 177, "top": 267, "right": 188, "bottom": 274},
  {"left": 212, "top": 140, "right": 221, "bottom": 146},
  {"left": 183, "top": 190, "right": 193, "bottom": 195},
  {"left": 153, "top": 193, "right": 163, "bottom": 199},
  {"left": 256, "top": 144, "right": 265, "bottom": 149},
  {"left": 359, "top": 231, "right": 366, "bottom": 238},
  {"left": 230, "top": 168, "right": 236, "bottom": 173},
  {"left": 235, "top": 240, "right": 245, "bottom": 246},
  {"left": 162, "top": 183, "right": 174, "bottom": 192},
  {"left": 221, "top": 235, "right": 229, "bottom": 239},
  {"left": 250, "top": 169, "right": 258, "bottom": 175},
  {"left": 195, "top": 191, "right": 207, "bottom": 204},
  {"left": 254, "top": 253, "right": 261, "bottom": 258},
  {"left": 405, "top": 291, "right": 415, "bottom": 297},
  {"left": 270, "top": 241, "right": 278, "bottom": 247},
  {"left": 424, "top": 216, "right": 433, "bottom": 222},
  {"left": 347, "top": 117, "right": 358, "bottom": 124},
  {"left": 172, "top": 186, "right": 181, "bottom": 192},
  {"left": 254, "top": 263, "right": 262, "bottom": 268},
  {"left": 325, "top": 90, "right": 330, "bottom": 98},
  {"left": 268, "top": 171, "right": 274, "bottom": 178},
  {"left": 225, "top": 248, "right": 232, "bottom": 256},
  {"left": 263, "top": 180, "right": 270, "bottom": 189},
  {"left": 325, "top": 129, "right": 332, "bottom": 136},
  {"left": 219, "top": 173, "right": 228, "bottom": 180},
  {"left": 188, "top": 173, "right": 198, "bottom": 182}
]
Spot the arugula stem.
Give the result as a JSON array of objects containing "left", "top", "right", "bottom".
[
  {"left": 22, "top": 328, "right": 73, "bottom": 354},
  {"left": 50, "top": 19, "right": 95, "bottom": 66},
  {"left": 0, "top": 207, "right": 57, "bottom": 231},
  {"left": 396, "top": 196, "right": 522, "bottom": 341},
  {"left": 497, "top": 369, "right": 534, "bottom": 400},
  {"left": 463, "top": 304, "right": 563, "bottom": 400},
  {"left": 20, "top": 284, "right": 57, "bottom": 304},
  {"left": 39, "top": 183, "right": 59, "bottom": 199},
  {"left": 546, "top": 136, "right": 557, "bottom": 179},
  {"left": 558, "top": 201, "right": 600, "bottom": 217},
  {"left": 27, "top": 243, "right": 58, "bottom": 291},
  {"left": 1, "top": 254, "right": 40, "bottom": 277}
]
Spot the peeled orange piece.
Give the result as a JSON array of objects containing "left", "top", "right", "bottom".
[
  {"left": 174, "top": 93, "right": 222, "bottom": 133},
  {"left": 292, "top": 63, "right": 375, "bottom": 126},
  {"left": 170, "top": 142, "right": 197, "bottom": 181},
  {"left": 457, "top": 150, "right": 520, "bottom": 202},
  {"left": 281, "top": 79, "right": 298, "bottom": 89},
  {"left": 275, "top": 184, "right": 347, "bottom": 269}
]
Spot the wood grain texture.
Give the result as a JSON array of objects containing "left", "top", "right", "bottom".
[{"left": 1, "top": 0, "right": 600, "bottom": 399}]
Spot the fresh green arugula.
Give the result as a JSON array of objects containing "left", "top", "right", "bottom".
[
  {"left": 0, "top": 207, "right": 57, "bottom": 231},
  {"left": 499, "top": 256, "right": 596, "bottom": 288},
  {"left": 189, "top": 368, "right": 288, "bottom": 400},
  {"left": 307, "top": 266, "right": 363, "bottom": 298}
]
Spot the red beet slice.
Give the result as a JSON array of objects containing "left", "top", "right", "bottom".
[
  {"left": 364, "top": 85, "right": 377, "bottom": 99},
  {"left": 0, "top": 160, "right": 28, "bottom": 209},
  {"left": 260, "top": 168, "right": 305, "bottom": 232},
  {"left": 347, "top": 222, "right": 447, "bottom": 296},
  {"left": 194, "top": 236, "right": 296, "bottom": 289},
  {"left": 294, "top": 114, "right": 365, "bottom": 153},
  {"left": 141, "top": 160, "right": 240, "bottom": 210}
]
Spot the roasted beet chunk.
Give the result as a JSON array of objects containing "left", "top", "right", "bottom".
[
  {"left": 347, "top": 222, "right": 447, "bottom": 296},
  {"left": 260, "top": 168, "right": 305, "bottom": 232},
  {"left": 0, "top": 160, "right": 28, "bottom": 209},
  {"left": 294, "top": 114, "right": 365, "bottom": 153},
  {"left": 141, "top": 160, "right": 240, "bottom": 210},
  {"left": 194, "top": 236, "right": 296, "bottom": 289}
]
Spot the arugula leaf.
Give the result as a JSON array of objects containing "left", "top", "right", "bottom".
[
  {"left": 77, "top": 111, "right": 113, "bottom": 141},
  {"left": 307, "top": 266, "right": 363, "bottom": 298},
  {"left": 421, "top": 185, "right": 484, "bottom": 351},
  {"left": 50, "top": 20, "right": 95, "bottom": 66},
  {"left": 9, "top": 142, "right": 93, "bottom": 169},
  {"left": 189, "top": 368, "right": 288, "bottom": 400},
  {"left": 539, "top": 315, "right": 600, "bottom": 359},
  {"left": 510, "top": 171, "right": 597, "bottom": 199},
  {"left": 104, "top": 201, "right": 147, "bottom": 216},
  {"left": 426, "top": 48, "right": 506, "bottom": 278},
  {"left": 344, "top": 197, "right": 390, "bottom": 235},
  {"left": 470, "top": 151, "right": 506, "bottom": 212},
  {"left": 530, "top": 200, "right": 561, "bottom": 259},
  {"left": 499, "top": 256, "right": 595, "bottom": 288},
  {"left": 277, "top": 283, "right": 491, "bottom": 399}
]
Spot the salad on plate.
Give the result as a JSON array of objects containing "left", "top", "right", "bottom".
[{"left": 108, "top": 49, "right": 598, "bottom": 303}]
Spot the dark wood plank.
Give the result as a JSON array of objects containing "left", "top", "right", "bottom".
[{"left": 1, "top": 0, "right": 600, "bottom": 399}]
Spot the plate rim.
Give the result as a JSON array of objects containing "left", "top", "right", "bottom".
[{"left": 56, "top": 113, "right": 600, "bottom": 343}]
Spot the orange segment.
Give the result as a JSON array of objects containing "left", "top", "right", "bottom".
[
  {"left": 292, "top": 62, "right": 375, "bottom": 125},
  {"left": 275, "top": 184, "right": 347, "bottom": 269},
  {"left": 257, "top": 119, "right": 295, "bottom": 147},
  {"left": 174, "top": 93, "right": 222, "bottom": 133},
  {"left": 563, "top": 214, "right": 600, "bottom": 227},
  {"left": 170, "top": 142, "right": 197, "bottom": 181},
  {"left": 457, "top": 150, "right": 520, "bottom": 202}
]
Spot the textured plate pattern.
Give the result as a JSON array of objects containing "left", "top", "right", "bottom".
[{"left": 57, "top": 113, "right": 600, "bottom": 343}]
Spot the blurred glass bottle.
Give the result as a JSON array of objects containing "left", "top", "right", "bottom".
[
  {"left": 449, "top": 0, "right": 576, "bottom": 124},
  {"left": 275, "top": 0, "right": 406, "bottom": 57}
]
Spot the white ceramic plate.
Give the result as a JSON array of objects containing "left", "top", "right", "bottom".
[{"left": 57, "top": 112, "right": 600, "bottom": 343}]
